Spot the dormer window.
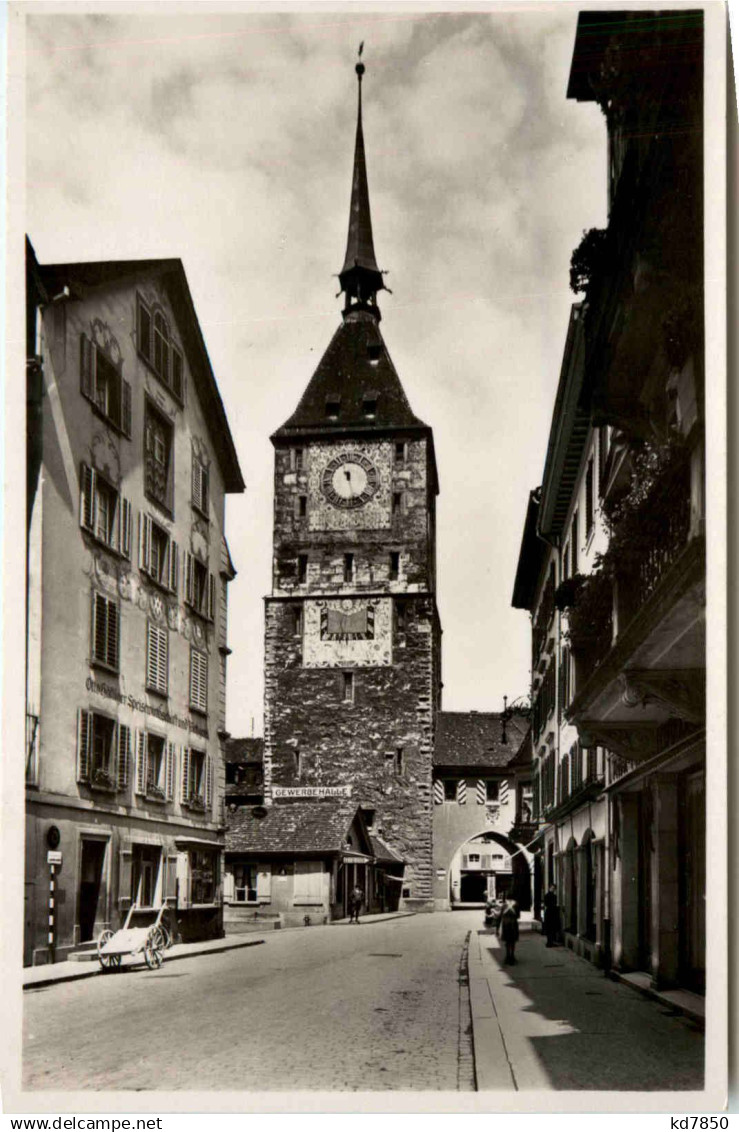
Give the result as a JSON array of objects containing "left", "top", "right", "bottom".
[
  {"left": 367, "top": 344, "right": 381, "bottom": 364},
  {"left": 325, "top": 396, "right": 341, "bottom": 420},
  {"left": 363, "top": 395, "right": 378, "bottom": 418}
]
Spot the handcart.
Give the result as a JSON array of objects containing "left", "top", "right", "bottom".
[{"left": 96, "top": 904, "right": 173, "bottom": 972}]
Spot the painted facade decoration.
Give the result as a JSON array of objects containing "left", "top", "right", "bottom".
[
  {"left": 307, "top": 440, "right": 392, "bottom": 531},
  {"left": 303, "top": 598, "right": 391, "bottom": 668}
]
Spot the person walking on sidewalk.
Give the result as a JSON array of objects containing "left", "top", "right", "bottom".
[
  {"left": 543, "top": 884, "right": 561, "bottom": 948},
  {"left": 500, "top": 899, "right": 520, "bottom": 964},
  {"left": 348, "top": 886, "right": 364, "bottom": 924}
]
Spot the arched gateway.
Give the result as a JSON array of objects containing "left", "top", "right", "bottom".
[{"left": 449, "top": 829, "right": 532, "bottom": 910}]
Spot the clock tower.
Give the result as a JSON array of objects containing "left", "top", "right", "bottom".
[{"left": 263, "top": 57, "right": 441, "bottom": 910}]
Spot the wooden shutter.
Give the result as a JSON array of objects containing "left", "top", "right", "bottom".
[
  {"left": 456, "top": 779, "right": 467, "bottom": 805},
  {"left": 256, "top": 865, "right": 272, "bottom": 901},
  {"left": 107, "top": 600, "right": 119, "bottom": 669},
  {"left": 135, "top": 730, "right": 147, "bottom": 795},
  {"left": 165, "top": 742, "right": 176, "bottom": 800},
  {"left": 80, "top": 333, "right": 93, "bottom": 399},
  {"left": 118, "top": 724, "right": 131, "bottom": 790},
  {"left": 172, "top": 347, "right": 183, "bottom": 400},
  {"left": 80, "top": 464, "right": 95, "bottom": 531},
  {"left": 118, "top": 848, "right": 133, "bottom": 911},
  {"left": 433, "top": 779, "right": 444, "bottom": 805},
  {"left": 77, "top": 709, "right": 91, "bottom": 782},
  {"left": 192, "top": 455, "right": 202, "bottom": 512},
  {"left": 139, "top": 513, "right": 151, "bottom": 573},
  {"left": 121, "top": 379, "right": 132, "bottom": 438},
  {"left": 169, "top": 541, "right": 179, "bottom": 594},
  {"left": 165, "top": 855, "right": 178, "bottom": 905},
  {"left": 185, "top": 552, "right": 194, "bottom": 607},
  {"left": 190, "top": 649, "right": 207, "bottom": 713},
  {"left": 120, "top": 498, "right": 133, "bottom": 559},
  {"left": 176, "top": 852, "right": 190, "bottom": 908},
  {"left": 207, "top": 573, "right": 216, "bottom": 622},
  {"left": 204, "top": 755, "right": 213, "bottom": 812},
  {"left": 181, "top": 747, "right": 191, "bottom": 804},
  {"left": 147, "top": 623, "right": 168, "bottom": 695}
]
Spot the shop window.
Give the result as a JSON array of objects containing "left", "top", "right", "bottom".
[
  {"left": 185, "top": 553, "right": 215, "bottom": 620},
  {"left": 91, "top": 592, "right": 119, "bottom": 672},
  {"left": 80, "top": 335, "right": 132, "bottom": 437},
  {"left": 191, "top": 454, "right": 209, "bottom": 516},
  {"left": 144, "top": 402, "right": 174, "bottom": 512},
  {"left": 189, "top": 647, "right": 208, "bottom": 715},
  {"left": 80, "top": 465, "right": 132, "bottom": 557},
  {"left": 146, "top": 622, "right": 169, "bottom": 696},
  {"left": 190, "top": 850, "right": 217, "bottom": 905}
]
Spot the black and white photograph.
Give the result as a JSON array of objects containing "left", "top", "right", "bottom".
[{"left": 4, "top": 0, "right": 728, "bottom": 1114}]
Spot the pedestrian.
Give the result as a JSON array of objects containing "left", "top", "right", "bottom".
[
  {"left": 348, "top": 886, "right": 364, "bottom": 924},
  {"left": 543, "top": 884, "right": 561, "bottom": 948},
  {"left": 500, "top": 898, "right": 519, "bottom": 964}
]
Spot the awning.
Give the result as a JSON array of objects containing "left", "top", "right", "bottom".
[{"left": 174, "top": 837, "right": 223, "bottom": 850}]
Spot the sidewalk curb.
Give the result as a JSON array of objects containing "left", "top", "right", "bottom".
[
  {"left": 467, "top": 928, "right": 517, "bottom": 1091},
  {"left": 23, "top": 938, "right": 265, "bottom": 990},
  {"left": 607, "top": 969, "right": 706, "bottom": 1030}
]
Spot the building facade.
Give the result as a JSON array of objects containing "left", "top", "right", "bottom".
[
  {"left": 227, "top": 60, "right": 441, "bottom": 924},
  {"left": 512, "top": 10, "right": 705, "bottom": 992},
  {"left": 25, "top": 244, "right": 244, "bottom": 965}
]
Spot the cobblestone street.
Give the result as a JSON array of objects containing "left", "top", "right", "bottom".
[{"left": 23, "top": 912, "right": 477, "bottom": 1093}]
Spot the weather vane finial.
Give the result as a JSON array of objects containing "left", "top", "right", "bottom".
[{"left": 356, "top": 41, "right": 365, "bottom": 77}]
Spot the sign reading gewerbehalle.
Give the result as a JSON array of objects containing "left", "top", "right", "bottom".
[{"left": 272, "top": 786, "right": 352, "bottom": 798}]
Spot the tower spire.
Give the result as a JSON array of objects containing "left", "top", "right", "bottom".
[{"left": 339, "top": 47, "right": 386, "bottom": 319}]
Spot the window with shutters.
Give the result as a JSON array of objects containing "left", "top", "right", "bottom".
[
  {"left": 139, "top": 514, "right": 178, "bottom": 593},
  {"left": 192, "top": 454, "right": 209, "bottom": 517},
  {"left": 91, "top": 592, "right": 120, "bottom": 672},
  {"left": 485, "top": 780, "right": 499, "bottom": 803},
  {"left": 146, "top": 734, "right": 166, "bottom": 799},
  {"left": 189, "top": 849, "right": 217, "bottom": 904},
  {"left": 80, "top": 465, "right": 132, "bottom": 558},
  {"left": 79, "top": 335, "right": 131, "bottom": 437},
  {"left": 146, "top": 622, "right": 169, "bottom": 696},
  {"left": 144, "top": 401, "right": 174, "bottom": 513},
  {"left": 135, "top": 731, "right": 175, "bottom": 801},
  {"left": 185, "top": 553, "right": 215, "bottom": 620},
  {"left": 190, "top": 648, "right": 208, "bottom": 715},
  {"left": 443, "top": 779, "right": 457, "bottom": 802},
  {"left": 77, "top": 709, "right": 118, "bottom": 791},
  {"left": 137, "top": 295, "right": 184, "bottom": 403},
  {"left": 186, "top": 748, "right": 207, "bottom": 809}
]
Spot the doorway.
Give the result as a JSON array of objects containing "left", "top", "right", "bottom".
[
  {"left": 79, "top": 839, "right": 106, "bottom": 942},
  {"left": 132, "top": 845, "right": 161, "bottom": 908}
]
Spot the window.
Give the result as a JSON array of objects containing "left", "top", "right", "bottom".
[
  {"left": 91, "top": 592, "right": 119, "bottom": 671},
  {"left": 190, "top": 648, "right": 208, "bottom": 714},
  {"left": 294, "top": 748, "right": 302, "bottom": 779},
  {"left": 77, "top": 710, "right": 130, "bottom": 791},
  {"left": 293, "top": 448, "right": 304, "bottom": 472},
  {"left": 80, "top": 465, "right": 132, "bottom": 557},
  {"left": 185, "top": 552, "right": 215, "bottom": 619},
  {"left": 395, "top": 746, "right": 404, "bottom": 776},
  {"left": 344, "top": 553, "right": 354, "bottom": 582},
  {"left": 585, "top": 458, "right": 594, "bottom": 539},
  {"left": 80, "top": 336, "right": 132, "bottom": 437},
  {"left": 392, "top": 492, "right": 402, "bottom": 516},
  {"left": 571, "top": 511, "right": 579, "bottom": 573},
  {"left": 146, "top": 622, "right": 169, "bottom": 695},
  {"left": 292, "top": 605, "right": 303, "bottom": 636},
  {"left": 192, "top": 454, "right": 209, "bottom": 516},
  {"left": 297, "top": 555, "right": 308, "bottom": 584},
  {"left": 137, "top": 296, "right": 184, "bottom": 401},
  {"left": 144, "top": 402, "right": 174, "bottom": 511},
  {"left": 389, "top": 552, "right": 400, "bottom": 581},
  {"left": 443, "top": 779, "right": 457, "bottom": 801},
  {"left": 139, "top": 514, "right": 178, "bottom": 592},
  {"left": 394, "top": 442, "right": 406, "bottom": 464},
  {"left": 342, "top": 672, "right": 354, "bottom": 703},
  {"left": 325, "top": 396, "right": 341, "bottom": 419},
  {"left": 181, "top": 748, "right": 211, "bottom": 809},
  {"left": 395, "top": 600, "right": 406, "bottom": 633},
  {"left": 485, "top": 780, "right": 499, "bottom": 803},
  {"left": 297, "top": 495, "right": 307, "bottom": 517},
  {"left": 363, "top": 395, "right": 378, "bottom": 417},
  {"left": 190, "top": 850, "right": 217, "bottom": 904},
  {"left": 134, "top": 732, "right": 175, "bottom": 799}
]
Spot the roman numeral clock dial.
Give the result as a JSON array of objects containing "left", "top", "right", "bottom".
[{"left": 321, "top": 452, "right": 380, "bottom": 509}]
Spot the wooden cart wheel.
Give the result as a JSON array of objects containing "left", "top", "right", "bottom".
[
  {"left": 151, "top": 924, "right": 172, "bottom": 952},
  {"left": 97, "top": 929, "right": 115, "bottom": 971},
  {"left": 144, "top": 939, "right": 163, "bottom": 969}
]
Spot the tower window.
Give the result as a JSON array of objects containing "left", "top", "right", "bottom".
[
  {"left": 342, "top": 672, "right": 354, "bottom": 703},
  {"left": 297, "top": 495, "right": 307, "bottom": 518},
  {"left": 344, "top": 553, "right": 354, "bottom": 582},
  {"left": 392, "top": 492, "right": 402, "bottom": 515},
  {"left": 389, "top": 552, "right": 400, "bottom": 581},
  {"left": 294, "top": 748, "right": 302, "bottom": 779},
  {"left": 394, "top": 442, "right": 407, "bottom": 464},
  {"left": 297, "top": 555, "right": 308, "bottom": 584},
  {"left": 395, "top": 747, "right": 404, "bottom": 776},
  {"left": 363, "top": 395, "right": 378, "bottom": 417},
  {"left": 367, "top": 344, "right": 381, "bottom": 364},
  {"left": 325, "top": 397, "right": 341, "bottom": 420},
  {"left": 291, "top": 605, "right": 303, "bottom": 636},
  {"left": 292, "top": 448, "right": 304, "bottom": 471},
  {"left": 395, "top": 600, "right": 406, "bottom": 633}
]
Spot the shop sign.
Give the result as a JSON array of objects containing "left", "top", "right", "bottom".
[
  {"left": 272, "top": 786, "right": 351, "bottom": 799},
  {"left": 85, "top": 678, "right": 208, "bottom": 740},
  {"left": 47, "top": 850, "right": 62, "bottom": 865}
]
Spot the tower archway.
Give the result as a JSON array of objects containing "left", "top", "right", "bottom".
[{"left": 448, "top": 829, "right": 532, "bottom": 910}]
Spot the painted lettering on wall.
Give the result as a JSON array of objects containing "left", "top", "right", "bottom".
[
  {"left": 272, "top": 786, "right": 352, "bottom": 798},
  {"left": 85, "top": 677, "right": 209, "bottom": 739}
]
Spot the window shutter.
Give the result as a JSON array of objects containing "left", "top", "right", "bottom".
[
  {"left": 146, "top": 623, "right": 168, "bottom": 695},
  {"left": 181, "top": 747, "right": 191, "bottom": 804},
  {"left": 120, "top": 498, "right": 132, "bottom": 559},
  {"left": 208, "top": 573, "right": 216, "bottom": 622},
  {"left": 77, "top": 709, "right": 91, "bottom": 782},
  {"left": 456, "top": 779, "right": 467, "bottom": 805},
  {"left": 107, "top": 600, "right": 119, "bottom": 669},
  {"left": 135, "top": 730, "right": 147, "bottom": 795},
  {"left": 190, "top": 649, "right": 207, "bottom": 714},
  {"left": 169, "top": 541, "right": 179, "bottom": 594},
  {"left": 172, "top": 347, "right": 183, "bottom": 400},
  {"left": 192, "top": 456, "right": 201, "bottom": 512},
  {"left": 118, "top": 724, "right": 131, "bottom": 790},
  {"left": 433, "top": 779, "right": 444, "bottom": 805},
  {"left": 165, "top": 742, "right": 176, "bottom": 800},
  {"left": 121, "top": 379, "right": 132, "bottom": 438},
  {"left": 80, "top": 334, "right": 93, "bottom": 399},
  {"left": 256, "top": 865, "right": 272, "bottom": 901},
  {"left": 185, "top": 553, "right": 194, "bottom": 607},
  {"left": 118, "top": 848, "right": 133, "bottom": 911},
  {"left": 139, "top": 513, "right": 151, "bottom": 573},
  {"left": 80, "top": 464, "right": 95, "bottom": 532},
  {"left": 204, "top": 755, "right": 213, "bottom": 812},
  {"left": 165, "top": 855, "right": 178, "bottom": 905},
  {"left": 481, "top": 855, "right": 492, "bottom": 871}
]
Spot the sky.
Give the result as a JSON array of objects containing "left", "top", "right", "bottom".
[{"left": 24, "top": 5, "right": 606, "bottom": 737}]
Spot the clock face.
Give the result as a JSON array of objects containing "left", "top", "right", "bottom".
[{"left": 321, "top": 452, "right": 380, "bottom": 509}]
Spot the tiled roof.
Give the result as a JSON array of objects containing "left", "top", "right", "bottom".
[
  {"left": 434, "top": 712, "right": 529, "bottom": 770},
  {"left": 226, "top": 801, "right": 362, "bottom": 855},
  {"left": 369, "top": 834, "right": 404, "bottom": 863},
  {"left": 272, "top": 311, "right": 428, "bottom": 439},
  {"left": 225, "top": 737, "right": 264, "bottom": 765}
]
